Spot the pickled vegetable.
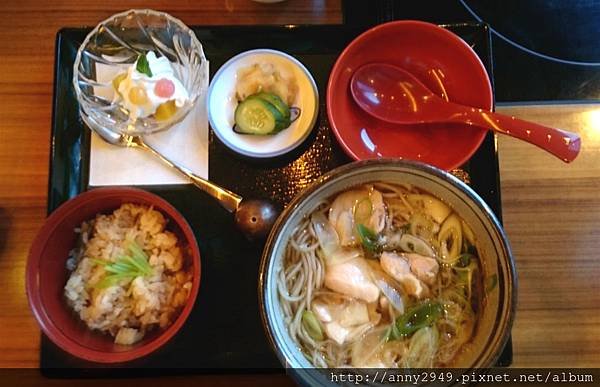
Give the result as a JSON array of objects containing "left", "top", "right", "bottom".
[
  {"left": 234, "top": 96, "right": 290, "bottom": 135},
  {"left": 249, "top": 92, "right": 291, "bottom": 121}
]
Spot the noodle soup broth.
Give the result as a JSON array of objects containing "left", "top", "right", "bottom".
[
  {"left": 278, "top": 182, "right": 484, "bottom": 368},
  {"left": 260, "top": 161, "right": 514, "bottom": 375}
]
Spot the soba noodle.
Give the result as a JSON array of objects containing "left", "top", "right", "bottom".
[{"left": 277, "top": 182, "right": 483, "bottom": 368}]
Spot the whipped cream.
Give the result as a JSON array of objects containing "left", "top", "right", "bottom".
[{"left": 116, "top": 52, "right": 189, "bottom": 120}]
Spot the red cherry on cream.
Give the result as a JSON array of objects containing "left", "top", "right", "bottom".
[{"left": 154, "top": 78, "right": 175, "bottom": 98}]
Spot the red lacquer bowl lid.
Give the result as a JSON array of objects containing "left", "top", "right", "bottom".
[{"left": 327, "top": 20, "right": 493, "bottom": 170}]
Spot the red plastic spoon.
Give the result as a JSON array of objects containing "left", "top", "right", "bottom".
[{"left": 350, "top": 63, "right": 581, "bottom": 163}]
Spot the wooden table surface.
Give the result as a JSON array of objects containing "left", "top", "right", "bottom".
[{"left": 1, "top": 0, "right": 598, "bottom": 384}]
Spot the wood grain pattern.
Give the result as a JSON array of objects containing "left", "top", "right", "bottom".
[
  {"left": 497, "top": 104, "right": 600, "bottom": 367},
  {"left": 0, "top": 0, "right": 341, "bottom": 374},
  {"left": 1, "top": 1, "right": 599, "bottom": 382}
]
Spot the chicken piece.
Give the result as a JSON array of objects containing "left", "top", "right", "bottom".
[
  {"left": 139, "top": 208, "right": 166, "bottom": 235},
  {"left": 329, "top": 188, "right": 386, "bottom": 246},
  {"left": 312, "top": 301, "right": 334, "bottom": 323},
  {"left": 312, "top": 299, "right": 370, "bottom": 326},
  {"left": 324, "top": 321, "right": 374, "bottom": 346},
  {"left": 323, "top": 322, "right": 351, "bottom": 345},
  {"left": 324, "top": 258, "right": 380, "bottom": 303},
  {"left": 152, "top": 231, "right": 177, "bottom": 249},
  {"left": 380, "top": 252, "right": 428, "bottom": 299},
  {"left": 312, "top": 295, "right": 380, "bottom": 345},
  {"left": 405, "top": 253, "right": 439, "bottom": 285},
  {"left": 159, "top": 247, "right": 183, "bottom": 272},
  {"left": 338, "top": 301, "right": 370, "bottom": 327}
]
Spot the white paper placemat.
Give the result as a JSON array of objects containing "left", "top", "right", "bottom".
[{"left": 88, "top": 62, "right": 209, "bottom": 186}]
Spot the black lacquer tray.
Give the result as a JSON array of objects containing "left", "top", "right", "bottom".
[{"left": 43, "top": 23, "right": 511, "bottom": 376}]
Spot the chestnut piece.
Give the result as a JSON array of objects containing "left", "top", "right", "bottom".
[{"left": 234, "top": 199, "right": 280, "bottom": 240}]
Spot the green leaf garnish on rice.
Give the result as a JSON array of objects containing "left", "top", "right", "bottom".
[{"left": 93, "top": 241, "right": 153, "bottom": 288}]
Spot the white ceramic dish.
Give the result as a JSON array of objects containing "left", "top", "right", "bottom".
[{"left": 207, "top": 49, "right": 318, "bottom": 158}]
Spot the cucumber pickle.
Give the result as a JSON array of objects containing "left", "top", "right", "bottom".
[{"left": 234, "top": 92, "right": 292, "bottom": 135}]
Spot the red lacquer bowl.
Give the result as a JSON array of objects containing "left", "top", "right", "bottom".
[
  {"left": 327, "top": 20, "right": 493, "bottom": 170},
  {"left": 26, "top": 188, "right": 201, "bottom": 363}
]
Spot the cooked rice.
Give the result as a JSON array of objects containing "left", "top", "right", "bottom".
[{"left": 64, "top": 203, "right": 193, "bottom": 345}]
